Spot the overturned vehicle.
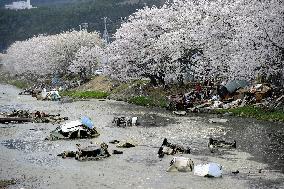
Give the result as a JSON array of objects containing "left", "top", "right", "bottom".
[{"left": 47, "top": 117, "right": 99, "bottom": 140}]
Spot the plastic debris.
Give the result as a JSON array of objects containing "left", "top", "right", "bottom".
[
  {"left": 194, "top": 163, "right": 222, "bottom": 177},
  {"left": 81, "top": 116, "right": 94, "bottom": 129}
]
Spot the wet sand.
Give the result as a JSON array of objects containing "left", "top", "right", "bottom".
[{"left": 0, "top": 84, "right": 283, "bottom": 189}]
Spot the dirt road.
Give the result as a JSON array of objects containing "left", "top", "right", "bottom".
[{"left": 0, "top": 84, "right": 283, "bottom": 189}]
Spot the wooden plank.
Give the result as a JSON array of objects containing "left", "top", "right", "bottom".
[{"left": 0, "top": 117, "right": 32, "bottom": 123}]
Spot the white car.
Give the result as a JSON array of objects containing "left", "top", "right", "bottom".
[{"left": 95, "top": 69, "right": 103, "bottom": 75}]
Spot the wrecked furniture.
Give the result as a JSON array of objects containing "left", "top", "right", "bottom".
[
  {"left": 194, "top": 163, "right": 222, "bottom": 177},
  {"left": 167, "top": 157, "right": 194, "bottom": 172},
  {"left": 208, "top": 137, "right": 236, "bottom": 153},
  {"left": 112, "top": 116, "right": 138, "bottom": 127},
  {"left": 158, "top": 138, "right": 190, "bottom": 158},
  {"left": 58, "top": 143, "right": 110, "bottom": 161},
  {"left": 47, "top": 117, "right": 99, "bottom": 140}
]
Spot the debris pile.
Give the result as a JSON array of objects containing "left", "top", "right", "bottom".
[
  {"left": 0, "top": 110, "right": 68, "bottom": 124},
  {"left": 158, "top": 138, "right": 191, "bottom": 158},
  {"left": 58, "top": 143, "right": 110, "bottom": 161},
  {"left": 47, "top": 117, "right": 99, "bottom": 140},
  {"left": 167, "top": 157, "right": 222, "bottom": 178},
  {"left": 38, "top": 88, "right": 61, "bottom": 101},
  {"left": 167, "top": 80, "right": 283, "bottom": 114},
  {"left": 112, "top": 116, "right": 138, "bottom": 127},
  {"left": 19, "top": 87, "right": 61, "bottom": 101},
  {"left": 208, "top": 137, "right": 236, "bottom": 153}
]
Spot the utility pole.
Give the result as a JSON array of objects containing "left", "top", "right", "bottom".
[
  {"left": 79, "top": 23, "right": 88, "bottom": 31},
  {"left": 82, "top": 23, "right": 88, "bottom": 31},
  {"left": 102, "top": 17, "right": 109, "bottom": 44},
  {"left": 102, "top": 17, "right": 110, "bottom": 66}
]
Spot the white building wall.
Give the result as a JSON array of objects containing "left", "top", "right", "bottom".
[{"left": 5, "top": 0, "right": 35, "bottom": 10}]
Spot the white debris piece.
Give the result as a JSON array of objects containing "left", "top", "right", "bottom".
[
  {"left": 61, "top": 120, "right": 83, "bottom": 133},
  {"left": 208, "top": 118, "right": 228, "bottom": 123},
  {"left": 194, "top": 163, "right": 222, "bottom": 177},
  {"left": 167, "top": 157, "right": 194, "bottom": 172}
]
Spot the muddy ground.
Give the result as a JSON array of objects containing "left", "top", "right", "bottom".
[{"left": 0, "top": 84, "right": 283, "bottom": 189}]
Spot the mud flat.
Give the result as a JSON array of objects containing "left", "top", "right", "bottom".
[{"left": 0, "top": 84, "right": 283, "bottom": 189}]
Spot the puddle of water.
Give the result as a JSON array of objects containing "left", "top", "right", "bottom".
[{"left": 1, "top": 139, "right": 52, "bottom": 152}]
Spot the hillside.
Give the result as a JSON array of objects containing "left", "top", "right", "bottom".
[{"left": 0, "top": 0, "right": 166, "bottom": 51}]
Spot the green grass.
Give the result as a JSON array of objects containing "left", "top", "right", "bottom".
[
  {"left": 217, "top": 106, "right": 284, "bottom": 122},
  {"left": 61, "top": 90, "right": 109, "bottom": 99},
  {"left": 0, "top": 179, "right": 16, "bottom": 188},
  {"left": 128, "top": 95, "right": 168, "bottom": 108},
  {"left": 9, "top": 80, "right": 30, "bottom": 89}
]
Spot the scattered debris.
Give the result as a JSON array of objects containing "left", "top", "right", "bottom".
[
  {"left": 0, "top": 110, "right": 68, "bottom": 124},
  {"left": 76, "top": 143, "right": 110, "bottom": 161},
  {"left": 116, "top": 142, "right": 135, "bottom": 148},
  {"left": 194, "top": 163, "right": 222, "bottom": 177},
  {"left": 58, "top": 143, "right": 110, "bottom": 161},
  {"left": 109, "top": 139, "right": 120, "bottom": 144},
  {"left": 113, "top": 150, "right": 123, "bottom": 154},
  {"left": 172, "top": 111, "right": 187, "bottom": 116},
  {"left": 167, "top": 94, "right": 193, "bottom": 111},
  {"left": 158, "top": 138, "right": 190, "bottom": 158},
  {"left": 39, "top": 89, "right": 61, "bottom": 101},
  {"left": 19, "top": 88, "right": 41, "bottom": 96},
  {"left": 57, "top": 151, "right": 76, "bottom": 158},
  {"left": 0, "top": 117, "right": 32, "bottom": 123},
  {"left": 225, "top": 80, "right": 249, "bottom": 94},
  {"left": 208, "top": 138, "right": 236, "bottom": 153},
  {"left": 232, "top": 170, "right": 240, "bottom": 174},
  {"left": 165, "top": 80, "right": 282, "bottom": 119},
  {"left": 208, "top": 118, "right": 228, "bottom": 123},
  {"left": 112, "top": 116, "right": 138, "bottom": 127},
  {"left": 167, "top": 157, "right": 194, "bottom": 172},
  {"left": 47, "top": 117, "right": 99, "bottom": 140}
]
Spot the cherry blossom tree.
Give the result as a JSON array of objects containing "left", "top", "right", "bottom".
[
  {"left": 108, "top": 0, "right": 284, "bottom": 86},
  {"left": 69, "top": 45, "right": 103, "bottom": 75},
  {"left": 3, "top": 30, "right": 104, "bottom": 80}
]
